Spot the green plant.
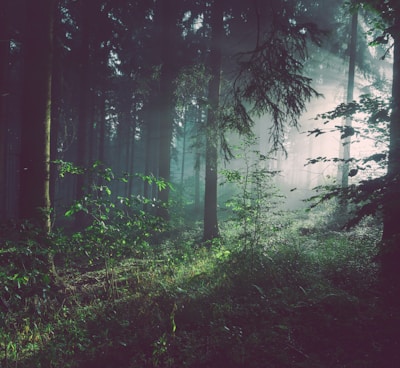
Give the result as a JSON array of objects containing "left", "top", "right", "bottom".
[
  {"left": 221, "top": 135, "right": 283, "bottom": 255},
  {"left": 58, "top": 162, "right": 170, "bottom": 297}
]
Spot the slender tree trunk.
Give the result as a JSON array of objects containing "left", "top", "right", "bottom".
[
  {"left": 98, "top": 93, "right": 106, "bottom": 164},
  {"left": 87, "top": 98, "right": 96, "bottom": 165},
  {"left": 143, "top": 101, "right": 159, "bottom": 209},
  {"left": 194, "top": 153, "right": 201, "bottom": 212},
  {"left": 19, "top": 0, "right": 54, "bottom": 233},
  {"left": 180, "top": 109, "right": 187, "bottom": 188},
  {"left": 194, "top": 107, "right": 203, "bottom": 214},
  {"left": 203, "top": 0, "right": 223, "bottom": 243},
  {"left": 340, "top": 7, "right": 357, "bottom": 188},
  {"left": 128, "top": 118, "right": 136, "bottom": 197},
  {"left": 143, "top": 125, "right": 152, "bottom": 207}
]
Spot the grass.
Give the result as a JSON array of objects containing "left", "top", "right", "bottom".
[{"left": 1, "top": 214, "right": 400, "bottom": 367}]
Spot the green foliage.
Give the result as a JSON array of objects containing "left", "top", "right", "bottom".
[
  {"left": 306, "top": 94, "right": 391, "bottom": 227},
  {"left": 230, "top": 22, "right": 324, "bottom": 151},
  {"left": 136, "top": 173, "right": 173, "bottom": 192},
  {"left": 53, "top": 160, "right": 85, "bottom": 177},
  {"left": 0, "top": 225, "right": 52, "bottom": 313},
  {"left": 1, "top": 161, "right": 397, "bottom": 367},
  {"left": 221, "top": 135, "right": 284, "bottom": 254},
  {"left": 59, "top": 162, "right": 168, "bottom": 272}
]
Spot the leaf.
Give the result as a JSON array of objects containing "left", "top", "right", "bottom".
[
  {"left": 337, "top": 125, "right": 355, "bottom": 139},
  {"left": 307, "top": 128, "right": 325, "bottom": 137},
  {"left": 64, "top": 209, "right": 75, "bottom": 217},
  {"left": 363, "top": 153, "right": 387, "bottom": 163},
  {"left": 253, "top": 284, "right": 266, "bottom": 297},
  {"left": 348, "top": 168, "right": 358, "bottom": 177}
]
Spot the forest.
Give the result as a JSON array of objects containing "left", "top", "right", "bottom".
[{"left": 1, "top": 0, "right": 400, "bottom": 366}]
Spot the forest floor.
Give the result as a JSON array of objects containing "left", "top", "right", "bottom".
[{"left": 1, "top": 213, "right": 400, "bottom": 367}]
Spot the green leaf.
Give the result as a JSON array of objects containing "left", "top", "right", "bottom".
[{"left": 64, "top": 209, "right": 74, "bottom": 217}]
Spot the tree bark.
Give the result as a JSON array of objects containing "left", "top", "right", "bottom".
[
  {"left": 19, "top": 0, "right": 55, "bottom": 232},
  {"left": 335, "top": 6, "right": 358, "bottom": 228},
  {"left": 0, "top": 1, "right": 9, "bottom": 222},
  {"left": 74, "top": 0, "right": 91, "bottom": 228},
  {"left": 340, "top": 7, "right": 358, "bottom": 188},
  {"left": 156, "top": 0, "right": 178, "bottom": 220},
  {"left": 380, "top": 10, "right": 400, "bottom": 291},
  {"left": 203, "top": 0, "right": 223, "bottom": 243},
  {"left": 194, "top": 106, "right": 203, "bottom": 214}
]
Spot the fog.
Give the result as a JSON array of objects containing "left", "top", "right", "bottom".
[{"left": 171, "top": 46, "right": 393, "bottom": 212}]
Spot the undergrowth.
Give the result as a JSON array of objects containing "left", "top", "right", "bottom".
[{"left": 1, "top": 210, "right": 399, "bottom": 368}]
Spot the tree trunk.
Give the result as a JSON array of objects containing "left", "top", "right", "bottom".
[
  {"left": 74, "top": 1, "right": 90, "bottom": 228},
  {"left": 340, "top": 7, "right": 357, "bottom": 188},
  {"left": 335, "top": 6, "right": 358, "bottom": 228},
  {"left": 19, "top": 0, "right": 54, "bottom": 233},
  {"left": 203, "top": 0, "right": 223, "bottom": 243},
  {"left": 380, "top": 10, "right": 400, "bottom": 292},
  {"left": 194, "top": 106, "right": 203, "bottom": 214},
  {"left": 0, "top": 1, "right": 9, "bottom": 222},
  {"left": 156, "top": 0, "right": 178, "bottom": 220},
  {"left": 180, "top": 109, "right": 187, "bottom": 188},
  {"left": 143, "top": 100, "right": 159, "bottom": 210},
  {"left": 127, "top": 118, "right": 137, "bottom": 198},
  {"left": 98, "top": 93, "right": 106, "bottom": 165}
]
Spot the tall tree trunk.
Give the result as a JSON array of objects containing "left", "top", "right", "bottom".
[
  {"left": 19, "top": 0, "right": 54, "bottom": 232},
  {"left": 194, "top": 107, "right": 203, "bottom": 214},
  {"left": 127, "top": 118, "right": 137, "bottom": 198},
  {"left": 339, "top": 7, "right": 358, "bottom": 188},
  {"left": 0, "top": 1, "right": 9, "bottom": 222},
  {"left": 50, "top": 36, "right": 61, "bottom": 224},
  {"left": 74, "top": 1, "right": 90, "bottom": 228},
  {"left": 335, "top": 5, "right": 358, "bottom": 229},
  {"left": 143, "top": 100, "right": 159, "bottom": 210},
  {"left": 98, "top": 93, "right": 106, "bottom": 165},
  {"left": 180, "top": 109, "right": 187, "bottom": 188},
  {"left": 203, "top": 0, "right": 223, "bottom": 243},
  {"left": 156, "top": 0, "right": 178, "bottom": 220},
  {"left": 380, "top": 10, "right": 400, "bottom": 292}
]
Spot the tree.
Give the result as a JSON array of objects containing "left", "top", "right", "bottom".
[
  {"left": 156, "top": 0, "right": 181, "bottom": 220},
  {"left": 313, "top": 0, "right": 400, "bottom": 292},
  {"left": 0, "top": 0, "right": 9, "bottom": 222},
  {"left": 201, "top": 0, "right": 322, "bottom": 243},
  {"left": 339, "top": 4, "right": 358, "bottom": 189},
  {"left": 19, "top": 0, "right": 55, "bottom": 232},
  {"left": 203, "top": 0, "right": 224, "bottom": 243},
  {"left": 376, "top": 2, "right": 400, "bottom": 289},
  {"left": 74, "top": 0, "right": 91, "bottom": 228}
]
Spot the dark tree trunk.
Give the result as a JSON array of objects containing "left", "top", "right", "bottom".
[
  {"left": 50, "top": 51, "right": 61, "bottom": 223},
  {"left": 143, "top": 99, "right": 159, "bottom": 210},
  {"left": 156, "top": 0, "right": 178, "bottom": 220},
  {"left": 0, "top": 1, "right": 9, "bottom": 222},
  {"left": 19, "top": 0, "right": 54, "bottom": 232},
  {"left": 381, "top": 11, "right": 400, "bottom": 292},
  {"left": 180, "top": 109, "right": 187, "bottom": 189},
  {"left": 194, "top": 107, "right": 203, "bottom": 214},
  {"left": 98, "top": 93, "right": 106, "bottom": 165},
  {"left": 203, "top": 0, "right": 223, "bottom": 243},
  {"left": 127, "top": 118, "right": 136, "bottom": 198},
  {"left": 74, "top": 1, "right": 91, "bottom": 228}
]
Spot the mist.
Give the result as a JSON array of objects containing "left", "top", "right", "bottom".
[{"left": 1, "top": 1, "right": 399, "bottom": 367}]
